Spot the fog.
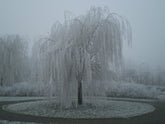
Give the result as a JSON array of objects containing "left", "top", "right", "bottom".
[
  {"left": 1, "top": 2, "right": 165, "bottom": 122},
  {"left": 0, "top": 1, "right": 165, "bottom": 101},
  {"left": 0, "top": 0, "right": 165, "bottom": 70}
]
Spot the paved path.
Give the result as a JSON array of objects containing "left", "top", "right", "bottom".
[{"left": 0, "top": 100, "right": 165, "bottom": 124}]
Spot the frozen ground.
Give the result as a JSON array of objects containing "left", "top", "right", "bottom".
[{"left": 4, "top": 98, "right": 155, "bottom": 119}]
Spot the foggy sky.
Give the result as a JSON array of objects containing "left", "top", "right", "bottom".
[{"left": 0, "top": 0, "right": 165, "bottom": 70}]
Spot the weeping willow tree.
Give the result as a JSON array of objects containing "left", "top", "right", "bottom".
[{"left": 34, "top": 7, "right": 132, "bottom": 108}]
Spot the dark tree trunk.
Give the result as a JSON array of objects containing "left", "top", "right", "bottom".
[
  {"left": 0, "top": 78, "right": 3, "bottom": 86},
  {"left": 78, "top": 80, "right": 83, "bottom": 105}
]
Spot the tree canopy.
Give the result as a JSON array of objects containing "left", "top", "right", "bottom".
[{"left": 31, "top": 7, "right": 132, "bottom": 107}]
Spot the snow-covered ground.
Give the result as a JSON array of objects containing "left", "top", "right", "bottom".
[{"left": 4, "top": 98, "right": 155, "bottom": 119}]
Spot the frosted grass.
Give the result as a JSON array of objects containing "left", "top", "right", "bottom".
[{"left": 5, "top": 98, "right": 155, "bottom": 119}]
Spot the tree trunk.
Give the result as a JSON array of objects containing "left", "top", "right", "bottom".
[
  {"left": 0, "top": 78, "right": 3, "bottom": 86},
  {"left": 78, "top": 80, "right": 83, "bottom": 105}
]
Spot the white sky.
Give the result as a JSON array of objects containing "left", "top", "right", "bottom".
[{"left": 0, "top": 0, "right": 165, "bottom": 70}]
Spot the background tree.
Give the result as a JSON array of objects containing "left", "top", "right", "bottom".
[{"left": 0, "top": 35, "right": 29, "bottom": 86}]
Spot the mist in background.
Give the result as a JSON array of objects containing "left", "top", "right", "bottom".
[{"left": 0, "top": 0, "right": 165, "bottom": 70}]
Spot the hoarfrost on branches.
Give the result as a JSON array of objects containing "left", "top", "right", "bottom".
[
  {"left": 0, "top": 35, "right": 29, "bottom": 86},
  {"left": 31, "top": 7, "right": 132, "bottom": 108}
]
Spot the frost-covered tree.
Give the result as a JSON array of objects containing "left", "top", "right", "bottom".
[
  {"left": 33, "top": 7, "right": 132, "bottom": 107},
  {"left": 0, "top": 35, "right": 29, "bottom": 86}
]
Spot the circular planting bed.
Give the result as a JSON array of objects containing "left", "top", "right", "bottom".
[{"left": 4, "top": 98, "right": 155, "bottom": 119}]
